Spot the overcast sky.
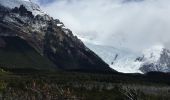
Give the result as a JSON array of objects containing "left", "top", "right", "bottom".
[{"left": 32, "top": 0, "right": 170, "bottom": 52}]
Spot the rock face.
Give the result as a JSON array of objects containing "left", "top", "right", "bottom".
[
  {"left": 0, "top": 36, "right": 57, "bottom": 70},
  {"left": 0, "top": 0, "right": 111, "bottom": 72}
]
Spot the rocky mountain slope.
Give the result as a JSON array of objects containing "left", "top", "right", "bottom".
[
  {"left": 0, "top": 36, "right": 56, "bottom": 70},
  {"left": 0, "top": 0, "right": 111, "bottom": 72}
]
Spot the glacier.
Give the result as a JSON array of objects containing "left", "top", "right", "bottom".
[{"left": 85, "top": 41, "right": 170, "bottom": 73}]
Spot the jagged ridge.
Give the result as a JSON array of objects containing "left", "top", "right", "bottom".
[{"left": 0, "top": 0, "right": 112, "bottom": 72}]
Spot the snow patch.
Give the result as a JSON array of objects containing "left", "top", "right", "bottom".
[
  {"left": 142, "top": 45, "right": 164, "bottom": 63},
  {"left": 0, "top": 0, "right": 45, "bottom": 16}
]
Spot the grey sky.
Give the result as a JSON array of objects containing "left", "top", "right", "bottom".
[{"left": 33, "top": 0, "right": 170, "bottom": 52}]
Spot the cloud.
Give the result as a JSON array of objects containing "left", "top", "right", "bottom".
[
  {"left": 34, "top": 0, "right": 170, "bottom": 52},
  {"left": 34, "top": 0, "right": 55, "bottom": 5}
]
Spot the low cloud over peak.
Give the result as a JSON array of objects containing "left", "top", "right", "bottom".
[{"left": 34, "top": 0, "right": 170, "bottom": 52}]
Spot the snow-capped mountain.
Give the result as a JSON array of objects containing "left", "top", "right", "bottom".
[
  {"left": 1, "top": 0, "right": 170, "bottom": 74},
  {"left": 139, "top": 45, "right": 170, "bottom": 73},
  {"left": 37, "top": 0, "right": 170, "bottom": 73},
  {"left": 0, "top": 0, "right": 112, "bottom": 72},
  {"left": 85, "top": 42, "right": 170, "bottom": 73}
]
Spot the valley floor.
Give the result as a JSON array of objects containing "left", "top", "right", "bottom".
[{"left": 0, "top": 69, "right": 170, "bottom": 100}]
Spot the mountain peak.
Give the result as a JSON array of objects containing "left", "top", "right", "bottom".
[
  {"left": 0, "top": 0, "right": 44, "bottom": 15},
  {"left": 137, "top": 45, "right": 170, "bottom": 73}
]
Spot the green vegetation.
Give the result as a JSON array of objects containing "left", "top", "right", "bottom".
[{"left": 0, "top": 69, "right": 170, "bottom": 100}]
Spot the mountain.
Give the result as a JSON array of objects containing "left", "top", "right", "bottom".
[
  {"left": 0, "top": 0, "right": 112, "bottom": 72},
  {"left": 85, "top": 42, "right": 170, "bottom": 73}
]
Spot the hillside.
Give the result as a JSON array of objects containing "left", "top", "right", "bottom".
[{"left": 0, "top": 36, "right": 57, "bottom": 71}]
